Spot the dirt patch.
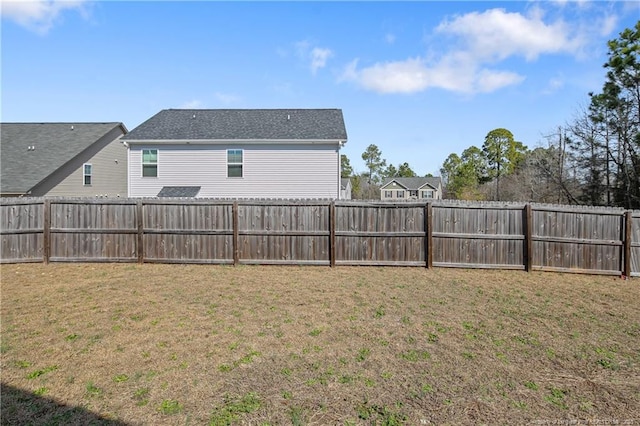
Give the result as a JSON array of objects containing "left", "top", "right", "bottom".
[{"left": 1, "top": 264, "right": 639, "bottom": 425}]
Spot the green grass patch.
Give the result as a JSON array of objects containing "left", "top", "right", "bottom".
[{"left": 210, "top": 392, "right": 261, "bottom": 425}]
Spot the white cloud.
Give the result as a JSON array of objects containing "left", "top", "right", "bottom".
[
  {"left": 435, "top": 8, "right": 583, "bottom": 61},
  {"left": 542, "top": 76, "right": 565, "bottom": 95},
  {"left": 341, "top": 58, "right": 429, "bottom": 94},
  {"left": 340, "top": 54, "right": 524, "bottom": 95},
  {"left": 1, "top": 0, "right": 89, "bottom": 34},
  {"left": 598, "top": 14, "right": 618, "bottom": 37},
  {"left": 310, "top": 47, "right": 333, "bottom": 75},
  {"left": 340, "top": 7, "right": 586, "bottom": 95},
  {"left": 295, "top": 40, "right": 333, "bottom": 74}
]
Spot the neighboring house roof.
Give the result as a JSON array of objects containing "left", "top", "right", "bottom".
[
  {"left": 381, "top": 177, "right": 442, "bottom": 190},
  {"left": 121, "top": 109, "right": 347, "bottom": 142},
  {"left": 157, "top": 186, "right": 201, "bottom": 197},
  {"left": 341, "top": 178, "right": 351, "bottom": 190},
  {"left": 0, "top": 122, "right": 127, "bottom": 195}
]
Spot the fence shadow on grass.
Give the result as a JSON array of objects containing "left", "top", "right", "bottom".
[{"left": 0, "top": 383, "right": 129, "bottom": 426}]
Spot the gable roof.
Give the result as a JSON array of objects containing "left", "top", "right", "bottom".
[
  {"left": 121, "top": 109, "right": 347, "bottom": 142},
  {"left": 1, "top": 122, "right": 126, "bottom": 195},
  {"left": 381, "top": 177, "right": 442, "bottom": 191}
]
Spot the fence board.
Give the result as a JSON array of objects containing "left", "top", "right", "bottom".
[
  {"left": 432, "top": 205, "right": 524, "bottom": 268},
  {"left": 236, "top": 203, "right": 330, "bottom": 264},
  {"left": 631, "top": 212, "right": 640, "bottom": 277},
  {"left": 49, "top": 201, "right": 137, "bottom": 261},
  {"left": 335, "top": 204, "right": 425, "bottom": 265},
  {"left": 142, "top": 203, "right": 233, "bottom": 263},
  {"left": 0, "top": 198, "right": 638, "bottom": 276},
  {"left": 0, "top": 200, "right": 44, "bottom": 262},
  {"left": 531, "top": 209, "right": 623, "bottom": 274}
]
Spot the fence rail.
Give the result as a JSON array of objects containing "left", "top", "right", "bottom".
[{"left": 1, "top": 198, "right": 638, "bottom": 276}]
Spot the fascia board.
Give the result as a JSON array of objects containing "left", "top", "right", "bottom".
[
  {"left": 380, "top": 180, "right": 408, "bottom": 190},
  {"left": 123, "top": 139, "right": 345, "bottom": 145}
]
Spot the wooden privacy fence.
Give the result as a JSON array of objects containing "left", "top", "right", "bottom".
[{"left": 1, "top": 198, "right": 639, "bottom": 276}]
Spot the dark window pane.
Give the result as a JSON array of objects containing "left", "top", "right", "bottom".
[
  {"left": 143, "top": 165, "right": 157, "bottom": 177},
  {"left": 228, "top": 164, "right": 242, "bottom": 177}
]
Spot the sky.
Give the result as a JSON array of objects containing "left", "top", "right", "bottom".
[{"left": 1, "top": 1, "right": 639, "bottom": 177}]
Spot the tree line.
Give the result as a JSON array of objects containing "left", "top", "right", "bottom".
[
  {"left": 341, "top": 144, "right": 434, "bottom": 199},
  {"left": 438, "top": 22, "right": 639, "bottom": 209}
]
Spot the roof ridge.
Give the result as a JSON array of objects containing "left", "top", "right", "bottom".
[
  {"left": 1, "top": 122, "right": 122, "bottom": 125},
  {"left": 164, "top": 108, "right": 342, "bottom": 111}
]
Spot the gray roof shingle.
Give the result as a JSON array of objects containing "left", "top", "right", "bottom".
[
  {"left": 122, "top": 109, "right": 347, "bottom": 141},
  {"left": 381, "top": 177, "right": 442, "bottom": 190},
  {"left": 1, "top": 122, "right": 125, "bottom": 194},
  {"left": 157, "top": 186, "right": 201, "bottom": 197}
]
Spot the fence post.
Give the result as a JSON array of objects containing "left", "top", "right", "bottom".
[
  {"left": 623, "top": 211, "right": 632, "bottom": 277},
  {"left": 524, "top": 203, "right": 533, "bottom": 272},
  {"left": 233, "top": 201, "right": 239, "bottom": 266},
  {"left": 329, "top": 201, "right": 336, "bottom": 267},
  {"left": 425, "top": 202, "right": 433, "bottom": 268},
  {"left": 43, "top": 199, "right": 50, "bottom": 264},
  {"left": 136, "top": 200, "right": 144, "bottom": 264}
]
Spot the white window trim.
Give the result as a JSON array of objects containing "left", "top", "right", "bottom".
[
  {"left": 142, "top": 148, "right": 158, "bottom": 178},
  {"left": 83, "top": 163, "right": 92, "bottom": 186},
  {"left": 422, "top": 190, "right": 434, "bottom": 199},
  {"left": 227, "top": 149, "right": 243, "bottom": 178}
]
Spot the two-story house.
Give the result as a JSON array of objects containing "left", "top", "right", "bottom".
[{"left": 122, "top": 109, "right": 348, "bottom": 199}]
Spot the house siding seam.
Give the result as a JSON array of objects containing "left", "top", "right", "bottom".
[{"left": 128, "top": 143, "right": 339, "bottom": 199}]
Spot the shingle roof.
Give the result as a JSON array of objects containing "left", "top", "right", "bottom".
[
  {"left": 122, "top": 109, "right": 347, "bottom": 141},
  {"left": 1, "top": 122, "right": 125, "bottom": 194},
  {"left": 381, "top": 177, "right": 442, "bottom": 190},
  {"left": 157, "top": 186, "right": 201, "bottom": 197}
]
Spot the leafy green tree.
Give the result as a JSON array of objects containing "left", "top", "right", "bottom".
[
  {"left": 482, "top": 128, "right": 527, "bottom": 200},
  {"left": 362, "top": 144, "right": 387, "bottom": 184},
  {"left": 440, "top": 153, "right": 462, "bottom": 188},
  {"left": 397, "top": 162, "right": 416, "bottom": 177},
  {"left": 440, "top": 150, "right": 484, "bottom": 199},
  {"left": 598, "top": 22, "right": 640, "bottom": 208},
  {"left": 382, "top": 164, "right": 398, "bottom": 179},
  {"left": 461, "top": 146, "right": 489, "bottom": 184},
  {"left": 340, "top": 154, "right": 353, "bottom": 178},
  {"left": 566, "top": 23, "right": 639, "bottom": 208}
]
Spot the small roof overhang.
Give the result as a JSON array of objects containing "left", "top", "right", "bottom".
[{"left": 157, "top": 186, "right": 201, "bottom": 198}]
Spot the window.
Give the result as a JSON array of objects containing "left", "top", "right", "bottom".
[
  {"left": 227, "top": 149, "right": 243, "bottom": 177},
  {"left": 421, "top": 190, "right": 434, "bottom": 199},
  {"left": 142, "top": 149, "right": 158, "bottom": 177},
  {"left": 396, "top": 190, "right": 405, "bottom": 198},
  {"left": 384, "top": 190, "right": 393, "bottom": 198},
  {"left": 410, "top": 190, "right": 418, "bottom": 198},
  {"left": 83, "top": 163, "right": 92, "bottom": 186}
]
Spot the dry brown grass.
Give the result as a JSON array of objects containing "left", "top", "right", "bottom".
[{"left": 1, "top": 264, "right": 639, "bottom": 425}]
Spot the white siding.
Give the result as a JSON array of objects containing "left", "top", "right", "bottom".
[{"left": 128, "top": 143, "right": 340, "bottom": 199}]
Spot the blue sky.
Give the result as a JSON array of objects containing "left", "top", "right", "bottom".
[{"left": 2, "top": 1, "right": 639, "bottom": 176}]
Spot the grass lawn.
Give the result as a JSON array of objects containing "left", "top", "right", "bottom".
[{"left": 1, "top": 264, "right": 639, "bottom": 425}]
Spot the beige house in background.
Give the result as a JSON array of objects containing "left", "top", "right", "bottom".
[
  {"left": 380, "top": 177, "right": 443, "bottom": 201},
  {"left": 340, "top": 178, "right": 352, "bottom": 200},
  {"left": 0, "top": 122, "right": 128, "bottom": 197}
]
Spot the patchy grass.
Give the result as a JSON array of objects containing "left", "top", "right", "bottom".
[{"left": 1, "top": 264, "right": 639, "bottom": 424}]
